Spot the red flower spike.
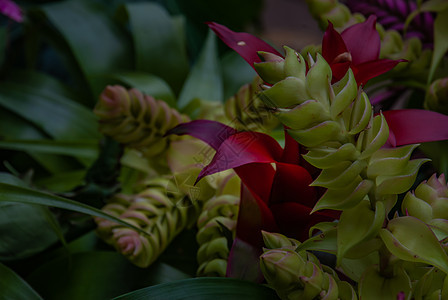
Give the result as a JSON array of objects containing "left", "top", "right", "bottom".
[
  {"left": 196, "top": 131, "right": 283, "bottom": 183},
  {"left": 383, "top": 109, "right": 448, "bottom": 147},
  {"left": 207, "top": 22, "right": 283, "bottom": 69},
  {"left": 167, "top": 120, "right": 339, "bottom": 281}
]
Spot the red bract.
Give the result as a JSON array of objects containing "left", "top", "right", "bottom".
[
  {"left": 167, "top": 120, "right": 339, "bottom": 281},
  {"left": 208, "top": 17, "right": 405, "bottom": 86},
  {"left": 323, "top": 16, "right": 406, "bottom": 85},
  {"left": 383, "top": 109, "right": 448, "bottom": 147}
]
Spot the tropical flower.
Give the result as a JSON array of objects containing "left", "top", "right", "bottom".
[
  {"left": 167, "top": 120, "right": 339, "bottom": 280},
  {"left": 209, "top": 16, "right": 405, "bottom": 86},
  {"left": 0, "top": 0, "right": 23, "bottom": 23},
  {"left": 322, "top": 15, "right": 406, "bottom": 85}
]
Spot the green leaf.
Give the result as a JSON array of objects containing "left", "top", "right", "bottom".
[
  {"left": 117, "top": 2, "right": 189, "bottom": 94},
  {"left": 0, "top": 139, "right": 98, "bottom": 159},
  {"left": 0, "top": 262, "right": 43, "bottom": 300},
  {"left": 113, "top": 277, "right": 279, "bottom": 300},
  {"left": 337, "top": 200, "right": 385, "bottom": 264},
  {"left": 0, "top": 202, "right": 60, "bottom": 261},
  {"left": 0, "top": 183, "right": 147, "bottom": 236},
  {"left": 111, "top": 72, "right": 176, "bottom": 107},
  {"left": 0, "top": 105, "right": 83, "bottom": 174},
  {"left": 0, "top": 73, "right": 100, "bottom": 140},
  {"left": 359, "top": 266, "right": 412, "bottom": 300},
  {"left": 37, "top": 0, "right": 133, "bottom": 98},
  {"left": 26, "top": 252, "right": 190, "bottom": 300},
  {"left": 0, "top": 172, "right": 66, "bottom": 259},
  {"left": 429, "top": 8, "right": 448, "bottom": 82},
  {"left": 178, "top": 30, "right": 223, "bottom": 108},
  {"left": 35, "top": 170, "right": 86, "bottom": 193}
]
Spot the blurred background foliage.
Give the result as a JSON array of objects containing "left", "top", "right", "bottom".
[{"left": 0, "top": 0, "right": 275, "bottom": 298}]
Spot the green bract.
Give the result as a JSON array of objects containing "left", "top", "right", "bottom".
[
  {"left": 196, "top": 194, "right": 239, "bottom": 277},
  {"left": 260, "top": 232, "right": 358, "bottom": 300},
  {"left": 254, "top": 46, "right": 426, "bottom": 215}
]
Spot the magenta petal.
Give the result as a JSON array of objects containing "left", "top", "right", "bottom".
[
  {"left": 226, "top": 237, "right": 264, "bottom": 282},
  {"left": 281, "top": 130, "right": 300, "bottom": 164},
  {"left": 322, "top": 21, "right": 349, "bottom": 64},
  {"left": 383, "top": 109, "right": 448, "bottom": 146},
  {"left": 166, "top": 120, "right": 236, "bottom": 150},
  {"left": 235, "top": 163, "right": 276, "bottom": 204},
  {"left": 197, "top": 131, "right": 283, "bottom": 181},
  {"left": 226, "top": 184, "right": 277, "bottom": 282},
  {"left": 331, "top": 61, "right": 352, "bottom": 83},
  {"left": 270, "top": 202, "right": 339, "bottom": 241},
  {"left": 207, "top": 22, "right": 282, "bottom": 67},
  {"left": 269, "top": 163, "right": 316, "bottom": 207},
  {"left": 341, "top": 15, "right": 380, "bottom": 65},
  {"left": 235, "top": 184, "right": 278, "bottom": 248},
  {"left": 0, "top": 0, "right": 23, "bottom": 22},
  {"left": 354, "top": 58, "right": 406, "bottom": 86}
]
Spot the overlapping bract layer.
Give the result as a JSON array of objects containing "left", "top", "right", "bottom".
[
  {"left": 95, "top": 178, "right": 201, "bottom": 268},
  {"left": 402, "top": 173, "right": 448, "bottom": 238},
  {"left": 94, "top": 85, "right": 189, "bottom": 157},
  {"left": 306, "top": 0, "right": 432, "bottom": 82},
  {"left": 196, "top": 194, "right": 239, "bottom": 277},
  {"left": 255, "top": 47, "right": 425, "bottom": 213},
  {"left": 224, "top": 76, "right": 279, "bottom": 132},
  {"left": 260, "top": 231, "right": 358, "bottom": 300}
]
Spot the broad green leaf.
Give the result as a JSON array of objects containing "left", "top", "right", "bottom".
[
  {"left": 35, "top": 170, "right": 87, "bottom": 193},
  {"left": 178, "top": 30, "right": 223, "bottom": 108},
  {"left": 0, "top": 170, "right": 64, "bottom": 260},
  {"left": 0, "top": 262, "right": 43, "bottom": 300},
  {"left": 113, "top": 277, "right": 279, "bottom": 300},
  {"left": 26, "top": 252, "right": 190, "bottom": 300},
  {"left": 0, "top": 139, "right": 98, "bottom": 159},
  {"left": 38, "top": 0, "right": 132, "bottom": 98},
  {"left": 0, "top": 202, "right": 61, "bottom": 261},
  {"left": 112, "top": 72, "right": 176, "bottom": 107},
  {"left": 429, "top": 8, "right": 448, "bottom": 82},
  {"left": 0, "top": 183, "right": 147, "bottom": 236},
  {"left": 117, "top": 2, "right": 189, "bottom": 94},
  {"left": 0, "top": 106, "right": 83, "bottom": 174},
  {"left": 0, "top": 74, "right": 99, "bottom": 140}
]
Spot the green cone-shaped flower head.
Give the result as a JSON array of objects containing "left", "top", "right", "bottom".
[
  {"left": 402, "top": 173, "right": 448, "bottom": 222},
  {"left": 224, "top": 76, "right": 279, "bottom": 132},
  {"left": 425, "top": 78, "right": 448, "bottom": 115},
  {"left": 94, "top": 85, "right": 189, "bottom": 157}
]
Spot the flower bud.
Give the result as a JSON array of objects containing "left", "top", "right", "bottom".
[
  {"left": 262, "top": 231, "right": 300, "bottom": 250},
  {"left": 425, "top": 78, "right": 448, "bottom": 115},
  {"left": 403, "top": 174, "right": 448, "bottom": 222},
  {"left": 260, "top": 249, "right": 304, "bottom": 292}
]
